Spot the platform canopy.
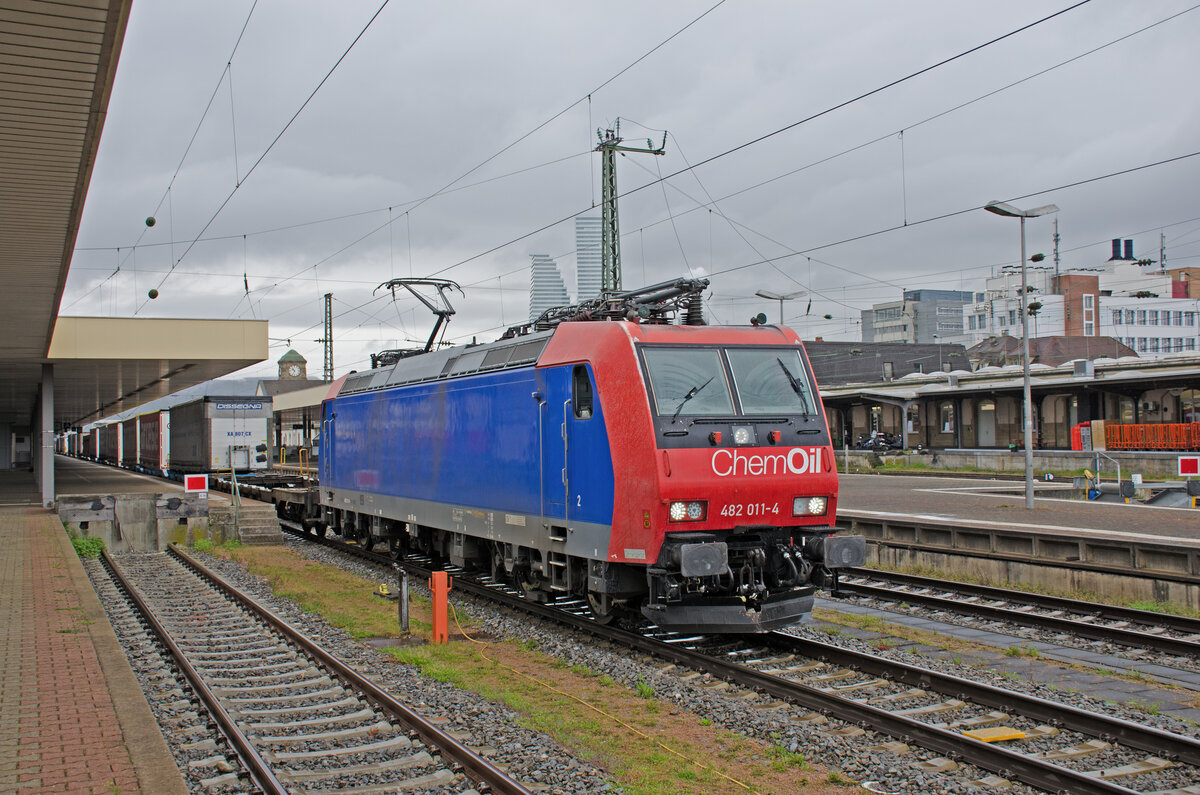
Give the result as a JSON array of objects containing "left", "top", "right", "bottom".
[{"left": 0, "top": 0, "right": 269, "bottom": 430}]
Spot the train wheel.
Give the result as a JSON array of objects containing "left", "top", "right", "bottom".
[
  {"left": 361, "top": 532, "right": 375, "bottom": 552},
  {"left": 587, "top": 592, "right": 616, "bottom": 625},
  {"left": 487, "top": 547, "right": 506, "bottom": 586},
  {"left": 515, "top": 567, "right": 548, "bottom": 603},
  {"left": 388, "top": 536, "right": 404, "bottom": 561},
  {"left": 315, "top": 522, "right": 328, "bottom": 538}
]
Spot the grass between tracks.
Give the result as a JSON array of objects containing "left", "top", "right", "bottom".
[{"left": 215, "top": 544, "right": 854, "bottom": 794}]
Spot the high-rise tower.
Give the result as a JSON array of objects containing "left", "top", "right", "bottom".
[
  {"left": 575, "top": 216, "right": 602, "bottom": 301},
  {"left": 529, "top": 254, "right": 569, "bottom": 321}
]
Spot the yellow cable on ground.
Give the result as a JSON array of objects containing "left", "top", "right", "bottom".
[{"left": 449, "top": 603, "right": 760, "bottom": 793}]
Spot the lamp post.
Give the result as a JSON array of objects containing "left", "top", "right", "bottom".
[
  {"left": 932, "top": 334, "right": 943, "bottom": 372},
  {"left": 755, "top": 289, "right": 807, "bottom": 326},
  {"left": 984, "top": 200, "right": 1059, "bottom": 509}
]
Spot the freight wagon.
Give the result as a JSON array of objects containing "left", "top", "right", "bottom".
[
  {"left": 168, "top": 396, "right": 271, "bottom": 475},
  {"left": 137, "top": 410, "right": 170, "bottom": 475},
  {"left": 120, "top": 418, "right": 138, "bottom": 469},
  {"left": 97, "top": 423, "right": 121, "bottom": 465}
]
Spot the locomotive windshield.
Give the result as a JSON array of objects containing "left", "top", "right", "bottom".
[
  {"left": 642, "top": 348, "right": 735, "bottom": 417},
  {"left": 727, "top": 348, "right": 818, "bottom": 415},
  {"left": 641, "top": 346, "right": 818, "bottom": 417}
]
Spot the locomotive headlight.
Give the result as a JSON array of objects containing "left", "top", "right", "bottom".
[
  {"left": 793, "top": 496, "right": 828, "bottom": 516},
  {"left": 669, "top": 500, "right": 707, "bottom": 522},
  {"left": 732, "top": 426, "right": 755, "bottom": 445}
]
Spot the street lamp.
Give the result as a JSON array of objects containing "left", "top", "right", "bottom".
[
  {"left": 984, "top": 200, "right": 1059, "bottom": 509},
  {"left": 755, "top": 289, "right": 807, "bottom": 325}
]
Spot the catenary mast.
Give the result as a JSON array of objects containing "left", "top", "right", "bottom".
[{"left": 596, "top": 121, "right": 666, "bottom": 293}]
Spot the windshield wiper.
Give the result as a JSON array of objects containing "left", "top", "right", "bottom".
[
  {"left": 671, "top": 376, "right": 714, "bottom": 423},
  {"left": 777, "top": 357, "right": 813, "bottom": 419}
]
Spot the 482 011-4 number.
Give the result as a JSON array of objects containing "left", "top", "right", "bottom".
[{"left": 720, "top": 503, "right": 779, "bottom": 518}]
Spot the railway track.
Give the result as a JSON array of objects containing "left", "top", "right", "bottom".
[
  {"left": 833, "top": 568, "right": 1200, "bottom": 659},
  {"left": 97, "top": 545, "right": 531, "bottom": 795},
  {"left": 281, "top": 523, "right": 1200, "bottom": 794}
]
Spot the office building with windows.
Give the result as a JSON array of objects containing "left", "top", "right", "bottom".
[
  {"left": 528, "top": 254, "right": 570, "bottom": 321},
  {"left": 575, "top": 216, "right": 603, "bottom": 301},
  {"left": 861, "top": 290, "right": 974, "bottom": 345},
  {"left": 1102, "top": 299, "right": 1200, "bottom": 356}
]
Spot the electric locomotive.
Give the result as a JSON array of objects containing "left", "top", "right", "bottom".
[{"left": 316, "top": 279, "right": 864, "bottom": 633}]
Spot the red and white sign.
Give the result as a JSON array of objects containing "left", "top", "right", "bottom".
[
  {"left": 710, "top": 446, "right": 824, "bottom": 477},
  {"left": 184, "top": 474, "right": 209, "bottom": 493},
  {"left": 1180, "top": 456, "right": 1200, "bottom": 477}
]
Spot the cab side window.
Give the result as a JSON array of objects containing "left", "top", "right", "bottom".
[{"left": 572, "top": 366, "right": 594, "bottom": 419}]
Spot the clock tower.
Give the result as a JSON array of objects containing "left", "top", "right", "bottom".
[{"left": 278, "top": 349, "right": 307, "bottom": 381}]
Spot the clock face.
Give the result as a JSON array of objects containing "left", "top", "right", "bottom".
[{"left": 287, "top": 364, "right": 301, "bottom": 377}]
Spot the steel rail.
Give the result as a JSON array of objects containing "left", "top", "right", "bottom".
[
  {"left": 168, "top": 544, "right": 533, "bottom": 795},
  {"left": 834, "top": 578, "right": 1200, "bottom": 658},
  {"left": 843, "top": 567, "right": 1200, "bottom": 635},
  {"left": 774, "top": 632, "right": 1200, "bottom": 768},
  {"left": 100, "top": 550, "right": 288, "bottom": 795},
  {"left": 280, "top": 526, "right": 1146, "bottom": 794}
]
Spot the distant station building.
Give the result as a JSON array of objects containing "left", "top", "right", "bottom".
[
  {"left": 805, "top": 340, "right": 971, "bottom": 385},
  {"left": 966, "top": 336, "right": 1136, "bottom": 369},
  {"left": 963, "top": 238, "right": 1200, "bottom": 357},
  {"left": 861, "top": 289, "right": 975, "bottom": 345},
  {"left": 820, "top": 348, "right": 1200, "bottom": 453}
]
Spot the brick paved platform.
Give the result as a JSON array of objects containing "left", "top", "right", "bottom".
[{"left": 0, "top": 472, "right": 185, "bottom": 793}]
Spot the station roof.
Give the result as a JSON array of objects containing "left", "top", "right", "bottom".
[
  {"left": 271, "top": 375, "right": 348, "bottom": 413},
  {"left": 0, "top": 0, "right": 268, "bottom": 430},
  {"left": 821, "top": 353, "right": 1200, "bottom": 404}
]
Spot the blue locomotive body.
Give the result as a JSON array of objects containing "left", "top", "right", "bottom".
[{"left": 321, "top": 360, "right": 616, "bottom": 528}]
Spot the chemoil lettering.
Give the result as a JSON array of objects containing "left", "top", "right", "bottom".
[{"left": 711, "top": 447, "right": 822, "bottom": 477}]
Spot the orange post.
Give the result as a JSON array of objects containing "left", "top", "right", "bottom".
[{"left": 429, "top": 571, "right": 451, "bottom": 643}]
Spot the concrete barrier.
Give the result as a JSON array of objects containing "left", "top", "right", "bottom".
[
  {"left": 838, "top": 509, "right": 1200, "bottom": 609},
  {"left": 59, "top": 492, "right": 214, "bottom": 552}
]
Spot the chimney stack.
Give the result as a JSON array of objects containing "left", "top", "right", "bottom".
[
  {"left": 1124, "top": 239, "right": 1133, "bottom": 260},
  {"left": 1111, "top": 239, "right": 1121, "bottom": 260}
]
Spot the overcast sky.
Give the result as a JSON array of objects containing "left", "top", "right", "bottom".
[{"left": 65, "top": 0, "right": 1200, "bottom": 381}]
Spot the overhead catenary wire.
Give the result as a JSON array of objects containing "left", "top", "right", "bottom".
[
  {"left": 75, "top": 151, "right": 591, "bottom": 259},
  {"left": 417, "top": 1, "right": 1096, "bottom": 283},
  {"left": 557, "top": 1, "right": 1200, "bottom": 301},
  {"left": 621, "top": 147, "right": 876, "bottom": 312},
  {"left": 135, "top": 0, "right": 394, "bottom": 312},
  {"left": 397, "top": 0, "right": 730, "bottom": 222},
  {"left": 422, "top": 150, "right": 1200, "bottom": 348},
  {"left": 215, "top": 3, "right": 732, "bottom": 316},
  {"left": 98, "top": 1, "right": 262, "bottom": 285},
  {"left": 87, "top": 2, "right": 1200, "bottom": 374},
  {"left": 422, "top": 0, "right": 1200, "bottom": 322},
  {"left": 78, "top": 0, "right": 1148, "bottom": 326},
  {"left": 78, "top": 0, "right": 1188, "bottom": 275},
  {"left": 704, "top": 150, "right": 1200, "bottom": 282}
]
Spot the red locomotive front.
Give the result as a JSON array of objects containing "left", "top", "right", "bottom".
[{"left": 543, "top": 320, "right": 864, "bottom": 632}]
